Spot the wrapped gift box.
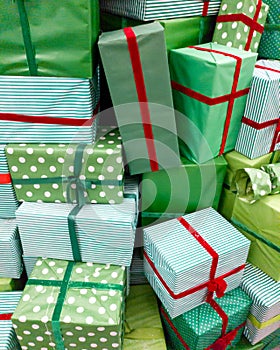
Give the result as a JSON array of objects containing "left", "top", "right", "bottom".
[
  {"left": 241, "top": 264, "right": 280, "bottom": 345},
  {"left": 16, "top": 179, "right": 138, "bottom": 266},
  {"left": 0, "top": 219, "right": 23, "bottom": 279},
  {"left": 141, "top": 155, "right": 227, "bottom": 227},
  {"left": 124, "top": 284, "right": 166, "bottom": 350},
  {"left": 144, "top": 207, "right": 250, "bottom": 318},
  {"left": 99, "top": 22, "right": 180, "bottom": 175},
  {"left": 12, "top": 258, "right": 126, "bottom": 350},
  {"left": 0, "top": 277, "right": 26, "bottom": 292},
  {"left": 0, "top": 145, "right": 18, "bottom": 219},
  {"left": 0, "top": 292, "right": 22, "bottom": 350},
  {"left": 170, "top": 43, "right": 257, "bottom": 163},
  {"left": 0, "top": 0, "right": 99, "bottom": 77},
  {"left": 212, "top": 0, "right": 269, "bottom": 53},
  {"left": 258, "top": 0, "right": 280, "bottom": 60},
  {"left": 100, "top": 0, "right": 221, "bottom": 20},
  {"left": 161, "top": 287, "right": 252, "bottom": 350},
  {"left": 235, "top": 60, "right": 280, "bottom": 159},
  {"left": 261, "top": 328, "right": 280, "bottom": 349},
  {"left": 6, "top": 128, "right": 124, "bottom": 205}
]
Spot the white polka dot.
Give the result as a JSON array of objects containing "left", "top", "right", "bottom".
[
  {"left": 41, "top": 316, "right": 49, "bottom": 323},
  {"left": 45, "top": 331, "right": 51, "bottom": 336},
  {"left": 76, "top": 267, "right": 83, "bottom": 274},
  {"left": 100, "top": 338, "right": 107, "bottom": 343},
  {"left": 26, "top": 191, "right": 33, "bottom": 197},
  {"left": 109, "top": 318, "right": 115, "bottom": 324},
  {"left": 23, "top": 330, "right": 31, "bottom": 335},
  {"left": 11, "top": 166, "right": 18, "bottom": 172},
  {"left": 226, "top": 41, "right": 232, "bottom": 47},
  {"left": 98, "top": 307, "right": 106, "bottom": 315},
  {"left": 97, "top": 144, "right": 104, "bottom": 148},
  {"left": 118, "top": 191, "right": 123, "bottom": 197},
  {"left": 22, "top": 174, "right": 29, "bottom": 179},
  {"left": 112, "top": 343, "right": 119, "bottom": 348},
  {"left": 254, "top": 42, "right": 258, "bottom": 49},
  {"left": 86, "top": 316, "right": 94, "bottom": 324},
  {"left": 237, "top": 1, "right": 243, "bottom": 9},
  {"left": 33, "top": 306, "right": 41, "bottom": 313},
  {"left": 222, "top": 3, "right": 227, "bottom": 11},
  {"left": 99, "top": 191, "right": 106, "bottom": 198},
  {"left": 30, "top": 165, "right": 37, "bottom": 172},
  {"left": 52, "top": 183, "right": 59, "bottom": 189},
  {"left": 68, "top": 296, "right": 75, "bottom": 304},
  {"left": 108, "top": 140, "right": 114, "bottom": 144},
  {"left": 109, "top": 290, "right": 117, "bottom": 297},
  {"left": 236, "top": 32, "right": 241, "bottom": 40},
  {"left": 217, "top": 23, "right": 223, "bottom": 30},
  {"left": 90, "top": 344, "right": 97, "bottom": 348},
  {"left": 244, "top": 25, "right": 248, "bottom": 32},
  {"left": 58, "top": 157, "right": 64, "bottom": 164},
  {"left": 249, "top": 5, "right": 254, "bottom": 13},
  {"left": 26, "top": 147, "right": 34, "bottom": 155},
  {"left": 75, "top": 326, "right": 83, "bottom": 331},
  {"left": 49, "top": 166, "right": 56, "bottom": 173},
  {"left": 222, "top": 32, "right": 227, "bottom": 39},
  {"left": 15, "top": 185, "right": 22, "bottom": 189},
  {"left": 232, "top": 22, "right": 238, "bottom": 29},
  {"left": 80, "top": 289, "right": 88, "bottom": 295},
  {"left": 28, "top": 342, "right": 35, "bottom": 347},
  {"left": 88, "top": 166, "right": 95, "bottom": 172},
  {"left": 63, "top": 315, "right": 72, "bottom": 323},
  {"left": 47, "top": 296, "right": 55, "bottom": 304},
  {"left": 239, "top": 44, "right": 243, "bottom": 50},
  {"left": 44, "top": 191, "right": 51, "bottom": 198},
  {"left": 79, "top": 337, "right": 86, "bottom": 342},
  {"left": 33, "top": 184, "right": 40, "bottom": 189},
  {"left": 42, "top": 268, "right": 49, "bottom": 275},
  {"left": 89, "top": 296, "right": 97, "bottom": 304},
  {"left": 97, "top": 157, "right": 104, "bottom": 164},
  {"left": 260, "top": 190, "right": 266, "bottom": 196},
  {"left": 57, "top": 268, "right": 64, "bottom": 274},
  {"left": 19, "top": 157, "right": 26, "bottom": 163},
  {"left": 106, "top": 149, "right": 114, "bottom": 155},
  {"left": 36, "top": 260, "right": 43, "bottom": 266},
  {"left": 38, "top": 157, "right": 45, "bottom": 163},
  {"left": 46, "top": 148, "right": 54, "bottom": 155},
  {"left": 98, "top": 175, "right": 105, "bottom": 181},
  {"left": 32, "top": 324, "right": 40, "bottom": 329},
  {"left": 49, "top": 343, "right": 55, "bottom": 347},
  {"left": 107, "top": 166, "right": 114, "bottom": 173},
  {"left": 110, "top": 304, "right": 117, "bottom": 311},
  {"left": 23, "top": 294, "right": 31, "bottom": 302},
  {"left": 36, "top": 336, "right": 44, "bottom": 342},
  {"left": 66, "top": 331, "right": 74, "bottom": 336},
  {"left": 88, "top": 332, "right": 95, "bottom": 336},
  {"left": 116, "top": 145, "right": 121, "bottom": 149},
  {"left": 67, "top": 147, "right": 74, "bottom": 155},
  {"left": 259, "top": 11, "right": 262, "bottom": 18},
  {"left": 101, "top": 296, "right": 108, "bottom": 301},
  {"left": 110, "top": 331, "right": 118, "bottom": 336},
  {"left": 76, "top": 307, "right": 84, "bottom": 313},
  {"left": 6, "top": 148, "right": 14, "bottom": 154},
  {"left": 86, "top": 148, "right": 94, "bottom": 155},
  {"left": 265, "top": 5, "right": 269, "bottom": 11},
  {"left": 117, "top": 175, "right": 123, "bottom": 181},
  {"left": 69, "top": 165, "right": 74, "bottom": 173},
  {"left": 69, "top": 344, "right": 77, "bottom": 348},
  {"left": 91, "top": 200, "right": 97, "bottom": 204}
]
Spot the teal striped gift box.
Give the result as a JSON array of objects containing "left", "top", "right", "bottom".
[
  {"left": 0, "top": 71, "right": 99, "bottom": 144},
  {"left": 235, "top": 60, "right": 280, "bottom": 159},
  {"left": 0, "top": 291, "right": 22, "bottom": 350},
  {"left": 100, "top": 0, "right": 221, "bottom": 20},
  {"left": 241, "top": 263, "right": 280, "bottom": 345},
  {"left": 262, "top": 328, "right": 280, "bottom": 350},
  {"left": 144, "top": 207, "right": 250, "bottom": 318},
  {"left": 0, "top": 219, "right": 23, "bottom": 279}
]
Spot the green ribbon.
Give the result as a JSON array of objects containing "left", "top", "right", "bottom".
[
  {"left": 141, "top": 212, "right": 184, "bottom": 219},
  {"left": 67, "top": 205, "right": 82, "bottom": 261},
  {"left": 16, "top": 0, "right": 38, "bottom": 75}
]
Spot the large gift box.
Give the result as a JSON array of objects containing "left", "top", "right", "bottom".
[
  {"left": 170, "top": 43, "right": 257, "bottom": 163},
  {"left": 141, "top": 155, "right": 227, "bottom": 226},
  {"left": 16, "top": 179, "right": 138, "bottom": 266},
  {"left": 98, "top": 22, "right": 180, "bottom": 175},
  {"left": 212, "top": 0, "right": 269, "bottom": 52},
  {"left": 235, "top": 60, "right": 280, "bottom": 159},
  {"left": 0, "top": 292, "right": 22, "bottom": 350},
  {"left": 144, "top": 207, "right": 250, "bottom": 318},
  {"left": 124, "top": 284, "right": 167, "bottom": 350},
  {"left": 6, "top": 128, "right": 124, "bottom": 205},
  {"left": 0, "top": 74, "right": 99, "bottom": 144},
  {"left": 241, "top": 264, "right": 280, "bottom": 345},
  {"left": 100, "top": 0, "right": 221, "bottom": 20},
  {"left": 0, "top": 219, "right": 23, "bottom": 279},
  {"left": 161, "top": 287, "right": 252, "bottom": 350},
  {"left": 0, "top": 145, "right": 18, "bottom": 219},
  {"left": 0, "top": 0, "right": 99, "bottom": 78},
  {"left": 12, "top": 258, "right": 126, "bottom": 350}
]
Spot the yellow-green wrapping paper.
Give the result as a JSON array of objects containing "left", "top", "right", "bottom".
[{"left": 0, "top": 277, "right": 26, "bottom": 292}]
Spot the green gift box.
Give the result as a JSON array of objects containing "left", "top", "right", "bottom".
[
  {"left": 170, "top": 43, "right": 257, "bottom": 163},
  {"left": 141, "top": 155, "right": 227, "bottom": 226},
  {"left": 101, "top": 12, "right": 146, "bottom": 31},
  {"left": 124, "top": 284, "right": 167, "bottom": 350},
  {"left": 0, "top": 276, "right": 26, "bottom": 292},
  {"left": 98, "top": 22, "right": 180, "bottom": 175},
  {"left": 262, "top": 328, "right": 280, "bottom": 350},
  {"left": 0, "top": 0, "right": 99, "bottom": 78},
  {"left": 12, "top": 258, "right": 126, "bottom": 350},
  {"left": 6, "top": 128, "right": 124, "bottom": 205},
  {"left": 212, "top": 0, "right": 269, "bottom": 53},
  {"left": 233, "top": 336, "right": 264, "bottom": 349}
]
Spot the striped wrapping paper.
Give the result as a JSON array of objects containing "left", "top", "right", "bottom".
[
  {"left": 16, "top": 179, "right": 139, "bottom": 266},
  {"left": 0, "top": 292, "right": 22, "bottom": 350},
  {"left": 0, "top": 72, "right": 99, "bottom": 143},
  {"left": 144, "top": 207, "right": 250, "bottom": 318},
  {"left": 262, "top": 328, "right": 280, "bottom": 350},
  {"left": 0, "top": 145, "right": 18, "bottom": 218},
  {"left": 130, "top": 248, "right": 148, "bottom": 285},
  {"left": 0, "top": 219, "right": 23, "bottom": 279},
  {"left": 241, "top": 264, "right": 280, "bottom": 345},
  {"left": 235, "top": 60, "right": 280, "bottom": 159},
  {"left": 100, "top": 0, "right": 221, "bottom": 20}
]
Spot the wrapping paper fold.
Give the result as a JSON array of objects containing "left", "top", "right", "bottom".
[
  {"left": 144, "top": 207, "right": 250, "bottom": 318},
  {"left": 12, "top": 258, "right": 126, "bottom": 350},
  {"left": 6, "top": 128, "right": 124, "bottom": 205}
]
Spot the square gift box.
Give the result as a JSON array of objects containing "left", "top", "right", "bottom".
[{"left": 144, "top": 207, "right": 250, "bottom": 318}]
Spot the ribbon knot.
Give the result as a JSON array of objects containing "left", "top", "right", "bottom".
[
  {"left": 210, "top": 329, "right": 238, "bottom": 350},
  {"left": 208, "top": 278, "right": 227, "bottom": 298}
]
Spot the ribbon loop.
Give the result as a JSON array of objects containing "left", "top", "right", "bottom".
[{"left": 208, "top": 278, "right": 227, "bottom": 298}]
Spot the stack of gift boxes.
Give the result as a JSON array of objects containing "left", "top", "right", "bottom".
[{"left": 0, "top": 0, "right": 279, "bottom": 349}]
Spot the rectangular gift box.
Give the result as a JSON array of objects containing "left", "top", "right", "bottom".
[
  {"left": 141, "top": 155, "right": 227, "bottom": 227},
  {"left": 16, "top": 179, "right": 138, "bottom": 266},
  {"left": 170, "top": 43, "right": 257, "bottom": 163},
  {"left": 0, "top": 145, "right": 18, "bottom": 219},
  {"left": 100, "top": 0, "right": 221, "bottom": 21},
  {"left": 0, "top": 73, "right": 99, "bottom": 144},
  {"left": 6, "top": 127, "right": 124, "bottom": 205},
  {"left": 98, "top": 22, "right": 180, "bottom": 175},
  {"left": 161, "top": 287, "right": 252, "bottom": 350},
  {"left": 144, "top": 207, "right": 250, "bottom": 318},
  {"left": 0, "top": 292, "right": 22, "bottom": 350},
  {"left": 235, "top": 60, "right": 280, "bottom": 159},
  {"left": 0, "top": 219, "right": 23, "bottom": 279},
  {"left": 261, "top": 328, "right": 280, "bottom": 350},
  {"left": 12, "top": 258, "right": 126, "bottom": 350},
  {"left": 0, "top": 0, "right": 99, "bottom": 78},
  {"left": 241, "top": 264, "right": 280, "bottom": 345},
  {"left": 212, "top": 0, "right": 269, "bottom": 53}
]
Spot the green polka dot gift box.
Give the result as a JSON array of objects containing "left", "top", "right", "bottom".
[
  {"left": 12, "top": 258, "right": 126, "bottom": 350},
  {"left": 5, "top": 128, "right": 124, "bottom": 205},
  {"left": 212, "top": 0, "right": 269, "bottom": 53}
]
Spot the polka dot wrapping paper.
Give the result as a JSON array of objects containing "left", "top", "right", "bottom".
[
  {"left": 5, "top": 128, "right": 124, "bottom": 205},
  {"left": 12, "top": 258, "right": 126, "bottom": 350},
  {"left": 212, "top": 0, "right": 269, "bottom": 53}
]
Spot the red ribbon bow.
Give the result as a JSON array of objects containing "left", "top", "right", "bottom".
[
  {"left": 210, "top": 329, "right": 238, "bottom": 350},
  {"left": 208, "top": 278, "right": 228, "bottom": 298},
  {"left": 0, "top": 313, "right": 12, "bottom": 320}
]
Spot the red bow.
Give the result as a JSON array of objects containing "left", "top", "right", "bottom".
[
  {"left": 208, "top": 278, "right": 227, "bottom": 298},
  {"left": 0, "top": 313, "right": 12, "bottom": 320},
  {"left": 210, "top": 329, "right": 238, "bottom": 350}
]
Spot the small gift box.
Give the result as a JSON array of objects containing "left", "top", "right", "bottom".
[
  {"left": 241, "top": 264, "right": 280, "bottom": 345},
  {"left": 235, "top": 60, "right": 280, "bottom": 159},
  {"left": 6, "top": 128, "right": 124, "bottom": 205},
  {"left": 144, "top": 207, "right": 250, "bottom": 318},
  {"left": 12, "top": 258, "right": 126, "bottom": 350}
]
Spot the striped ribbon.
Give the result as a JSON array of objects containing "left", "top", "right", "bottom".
[{"left": 0, "top": 173, "right": 12, "bottom": 184}]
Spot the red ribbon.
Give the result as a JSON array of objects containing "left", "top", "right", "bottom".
[
  {"left": 208, "top": 278, "right": 228, "bottom": 298},
  {"left": 255, "top": 65, "right": 280, "bottom": 74},
  {"left": 270, "top": 121, "right": 280, "bottom": 152},
  {"left": 123, "top": 27, "right": 159, "bottom": 172},
  {"left": 0, "top": 173, "right": 12, "bottom": 184},
  {"left": 245, "top": 0, "right": 262, "bottom": 51},
  {"left": 0, "top": 313, "right": 12, "bottom": 320},
  {"left": 202, "top": 1, "right": 210, "bottom": 16}
]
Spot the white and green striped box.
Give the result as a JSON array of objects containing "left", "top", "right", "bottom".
[
  {"left": 144, "top": 207, "right": 251, "bottom": 318},
  {"left": 241, "top": 263, "right": 280, "bottom": 345},
  {"left": 235, "top": 60, "right": 280, "bottom": 159}
]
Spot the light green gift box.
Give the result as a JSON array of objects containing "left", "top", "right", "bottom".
[
  {"left": 12, "top": 258, "right": 126, "bottom": 350},
  {"left": 6, "top": 128, "right": 124, "bottom": 205}
]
